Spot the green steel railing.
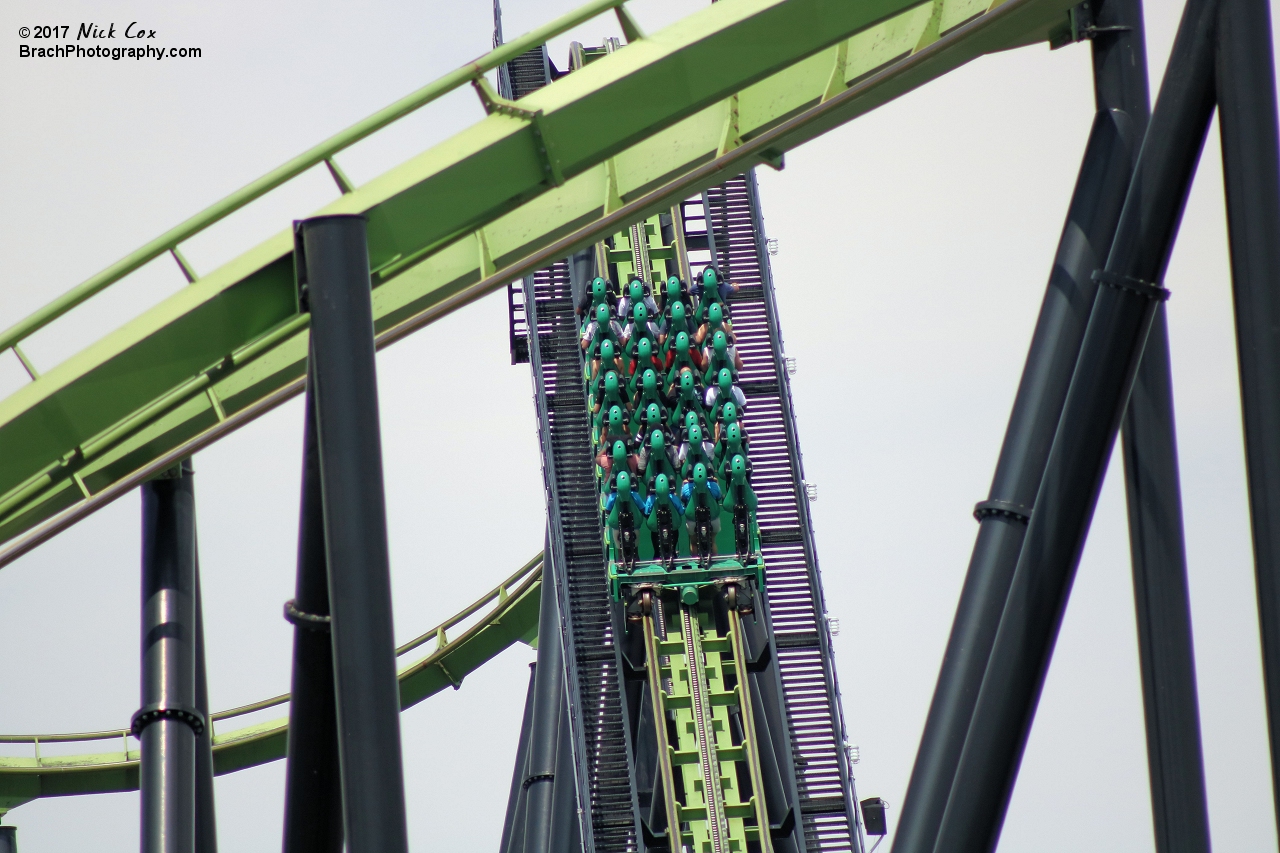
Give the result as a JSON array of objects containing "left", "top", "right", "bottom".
[{"left": 0, "top": 554, "right": 542, "bottom": 811}]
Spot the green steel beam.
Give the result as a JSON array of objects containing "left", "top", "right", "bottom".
[
  {"left": 0, "top": 555, "right": 541, "bottom": 811},
  {"left": 0, "top": 0, "right": 1076, "bottom": 555}
]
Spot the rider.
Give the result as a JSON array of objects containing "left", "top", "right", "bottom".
[
  {"left": 714, "top": 418, "right": 751, "bottom": 480},
  {"left": 705, "top": 368, "right": 747, "bottom": 422},
  {"left": 582, "top": 302, "right": 623, "bottom": 375},
  {"left": 660, "top": 300, "right": 693, "bottom": 353},
  {"left": 596, "top": 406, "right": 631, "bottom": 476},
  {"left": 624, "top": 303, "right": 661, "bottom": 359},
  {"left": 664, "top": 331, "right": 704, "bottom": 390},
  {"left": 592, "top": 370, "right": 630, "bottom": 428},
  {"left": 639, "top": 425, "right": 679, "bottom": 492},
  {"left": 605, "top": 470, "right": 644, "bottom": 565},
  {"left": 630, "top": 369, "right": 668, "bottom": 429},
  {"left": 618, "top": 278, "right": 659, "bottom": 321},
  {"left": 692, "top": 266, "right": 738, "bottom": 323},
  {"left": 677, "top": 422, "right": 716, "bottom": 483},
  {"left": 576, "top": 276, "right": 611, "bottom": 321},
  {"left": 628, "top": 336, "right": 663, "bottom": 395},
  {"left": 720, "top": 453, "right": 757, "bottom": 558},
  {"left": 681, "top": 462, "right": 723, "bottom": 558},
  {"left": 701, "top": 329, "right": 739, "bottom": 385},
  {"left": 668, "top": 369, "right": 708, "bottom": 432},
  {"left": 644, "top": 473, "right": 684, "bottom": 564}
]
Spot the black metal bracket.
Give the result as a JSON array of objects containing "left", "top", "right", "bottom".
[
  {"left": 1092, "top": 269, "right": 1171, "bottom": 301},
  {"left": 973, "top": 499, "right": 1032, "bottom": 525},
  {"left": 132, "top": 703, "right": 207, "bottom": 737},
  {"left": 284, "top": 598, "right": 332, "bottom": 631}
]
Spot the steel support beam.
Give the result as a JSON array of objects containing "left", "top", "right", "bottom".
[
  {"left": 138, "top": 460, "right": 199, "bottom": 853},
  {"left": 891, "top": 3, "right": 1146, "bottom": 849},
  {"left": 295, "top": 215, "right": 408, "bottom": 853},
  {"left": 281, "top": 384, "right": 343, "bottom": 853},
  {"left": 501, "top": 663, "right": 538, "bottom": 853},
  {"left": 194, "top": 571, "right": 217, "bottom": 853},
  {"left": 1217, "top": 0, "right": 1280, "bottom": 831},
  {"left": 520, "top": 531, "right": 577, "bottom": 853},
  {"left": 933, "top": 0, "right": 1219, "bottom": 848},
  {"left": 1106, "top": 0, "right": 1213, "bottom": 848},
  {"left": 1122, "top": 300, "right": 1212, "bottom": 853}
]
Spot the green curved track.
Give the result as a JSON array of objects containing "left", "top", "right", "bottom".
[
  {"left": 0, "top": 555, "right": 541, "bottom": 813},
  {"left": 0, "top": 0, "right": 1074, "bottom": 564}
]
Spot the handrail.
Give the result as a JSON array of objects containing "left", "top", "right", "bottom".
[
  {"left": 0, "top": 553, "right": 542, "bottom": 751},
  {"left": 0, "top": 0, "right": 627, "bottom": 356}
]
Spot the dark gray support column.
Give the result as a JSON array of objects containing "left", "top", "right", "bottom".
[
  {"left": 501, "top": 663, "right": 538, "bottom": 853},
  {"left": 933, "top": 0, "right": 1219, "bottom": 848},
  {"left": 137, "top": 460, "right": 199, "bottom": 853},
  {"left": 891, "top": 3, "right": 1146, "bottom": 850},
  {"left": 1105, "top": 0, "right": 1213, "bottom": 848},
  {"left": 1217, "top": 0, "right": 1280, "bottom": 830},
  {"left": 295, "top": 215, "right": 409, "bottom": 853},
  {"left": 0, "top": 825, "right": 16, "bottom": 853},
  {"left": 193, "top": 570, "right": 217, "bottom": 853},
  {"left": 1122, "top": 304, "right": 1212, "bottom": 853},
  {"left": 523, "top": 542, "right": 572, "bottom": 853},
  {"left": 282, "top": 386, "right": 343, "bottom": 853}
]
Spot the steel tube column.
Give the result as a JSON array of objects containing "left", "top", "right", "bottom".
[
  {"left": 296, "top": 215, "right": 409, "bottom": 853},
  {"left": 933, "top": 0, "right": 1219, "bottom": 848},
  {"left": 1217, "top": 0, "right": 1280, "bottom": 830},
  {"left": 521, "top": 536, "right": 573, "bottom": 853},
  {"left": 891, "top": 3, "right": 1146, "bottom": 849},
  {"left": 1121, "top": 301, "right": 1212, "bottom": 853},
  {"left": 281, "top": 385, "right": 343, "bottom": 853},
  {"left": 193, "top": 572, "right": 217, "bottom": 853},
  {"left": 138, "top": 460, "right": 200, "bottom": 853},
  {"left": 1109, "top": 0, "right": 1212, "bottom": 846}
]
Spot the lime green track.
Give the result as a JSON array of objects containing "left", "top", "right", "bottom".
[
  {"left": 0, "top": 556, "right": 541, "bottom": 813},
  {"left": 0, "top": 0, "right": 1075, "bottom": 563}
]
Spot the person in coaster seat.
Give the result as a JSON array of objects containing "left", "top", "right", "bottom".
[
  {"left": 592, "top": 370, "right": 630, "bottom": 429},
  {"left": 720, "top": 454, "right": 757, "bottom": 514},
  {"left": 692, "top": 266, "right": 738, "bottom": 323},
  {"left": 590, "top": 339, "right": 624, "bottom": 397},
  {"left": 628, "top": 336, "right": 663, "bottom": 395},
  {"left": 681, "top": 462, "right": 723, "bottom": 559},
  {"left": 576, "top": 275, "right": 612, "bottom": 321},
  {"left": 705, "top": 368, "right": 747, "bottom": 423},
  {"left": 664, "top": 331, "right": 705, "bottom": 391},
  {"left": 605, "top": 470, "right": 644, "bottom": 567},
  {"left": 630, "top": 369, "right": 667, "bottom": 429},
  {"left": 596, "top": 406, "right": 631, "bottom": 477},
  {"left": 702, "top": 329, "right": 741, "bottom": 386},
  {"left": 624, "top": 303, "right": 662, "bottom": 360},
  {"left": 712, "top": 397, "right": 745, "bottom": 445},
  {"left": 581, "top": 302, "right": 623, "bottom": 369},
  {"left": 695, "top": 301, "right": 737, "bottom": 349},
  {"left": 618, "top": 278, "right": 659, "bottom": 321},
  {"left": 660, "top": 300, "right": 693, "bottom": 353},
  {"left": 715, "top": 418, "right": 751, "bottom": 481},
  {"left": 668, "top": 369, "right": 708, "bottom": 432},
  {"left": 645, "top": 472, "right": 684, "bottom": 564},
  {"left": 677, "top": 422, "right": 716, "bottom": 483},
  {"left": 662, "top": 275, "right": 690, "bottom": 313},
  {"left": 720, "top": 453, "right": 757, "bottom": 559},
  {"left": 639, "top": 424, "right": 679, "bottom": 493}
]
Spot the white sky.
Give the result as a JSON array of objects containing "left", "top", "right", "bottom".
[{"left": 1, "top": 0, "right": 1278, "bottom": 850}]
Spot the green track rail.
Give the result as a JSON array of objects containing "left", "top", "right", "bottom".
[
  {"left": 0, "top": 0, "right": 1074, "bottom": 562},
  {"left": 0, "top": 555, "right": 542, "bottom": 813}
]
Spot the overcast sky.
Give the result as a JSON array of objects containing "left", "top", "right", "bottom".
[{"left": 2, "top": 0, "right": 1279, "bottom": 850}]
